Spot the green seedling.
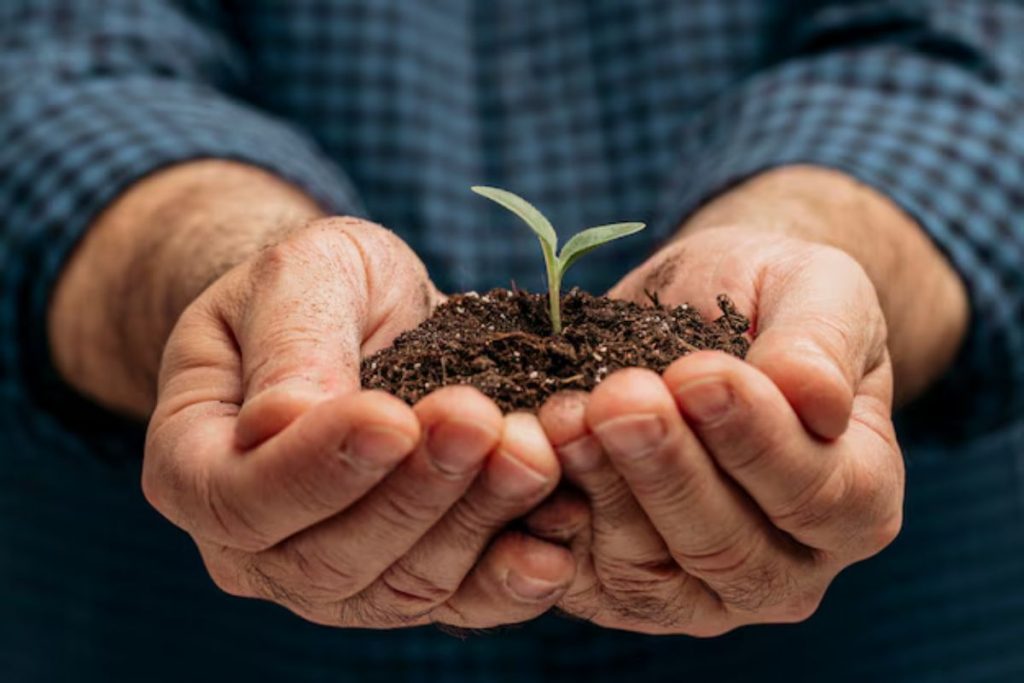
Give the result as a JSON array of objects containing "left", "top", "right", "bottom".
[{"left": 472, "top": 186, "right": 645, "bottom": 334}]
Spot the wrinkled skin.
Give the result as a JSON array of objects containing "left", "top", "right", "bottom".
[
  {"left": 53, "top": 163, "right": 960, "bottom": 636},
  {"left": 145, "top": 221, "right": 904, "bottom": 634},
  {"left": 144, "top": 218, "right": 578, "bottom": 628},
  {"left": 527, "top": 226, "right": 904, "bottom": 635}
]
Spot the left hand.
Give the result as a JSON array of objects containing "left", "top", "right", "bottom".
[{"left": 528, "top": 226, "right": 905, "bottom": 635}]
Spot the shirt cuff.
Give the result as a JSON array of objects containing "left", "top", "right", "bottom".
[
  {"left": 0, "top": 77, "right": 364, "bottom": 459},
  {"left": 652, "top": 49, "right": 1023, "bottom": 441}
]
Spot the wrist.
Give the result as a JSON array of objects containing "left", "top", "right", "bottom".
[
  {"left": 678, "top": 165, "right": 969, "bottom": 404},
  {"left": 48, "top": 160, "right": 324, "bottom": 417}
]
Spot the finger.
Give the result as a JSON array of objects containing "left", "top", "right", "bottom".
[
  {"left": 358, "top": 412, "right": 560, "bottom": 620},
  {"left": 523, "top": 488, "right": 602, "bottom": 618},
  {"left": 538, "top": 392, "right": 669, "bottom": 565},
  {"left": 197, "top": 540, "right": 349, "bottom": 628},
  {"left": 437, "top": 532, "right": 576, "bottom": 628},
  {"left": 746, "top": 246, "right": 887, "bottom": 440},
  {"left": 525, "top": 485, "right": 726, "bottom": 636},
  {"left": 667, "top": 351, "right": 902, "bottom": 556},
  {"left": 524, "top": 487, "right": 591, "bottom": 546},
  {"left": 587, "top": 368, "right": 814, "bottom": 616},
  {"left": 205, "top": 534, "right": 575, "bottom": 631},
  {"left": 245, "top": 386, "right": 503, "bottom": 600},
  {"left": 229, "top": 231, "right": 375, "bottom": 448},
  {"left": 221, "top": 391, "right": 419, "bottom": 547},
  {"left": 338, "top": 218, "right": 441, "bottom": 356},
  {"left": 539, "top": 392, "right": 696, "bottom": 630},
  {"left": 145, "top": 390, "right": 419, "bottom": 551}
]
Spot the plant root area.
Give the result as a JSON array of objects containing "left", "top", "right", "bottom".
[{"left": 360, "top": 288, "right": 750, "bottom": 412}]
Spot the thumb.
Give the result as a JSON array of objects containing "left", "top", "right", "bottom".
[
  {"left": 232, "top": 231, "right": 370, "bottom": 449},
  {"left": 747, "top": 245, "right": 888, "bottom": 440}
]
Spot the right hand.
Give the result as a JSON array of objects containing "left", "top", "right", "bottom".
[{"left": 143, "top": 218, "right": 576, "bottom": 628}]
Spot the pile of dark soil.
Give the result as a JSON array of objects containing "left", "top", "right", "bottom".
[{"left": 360, "top": 288, "right": 749, "bottom": 412}]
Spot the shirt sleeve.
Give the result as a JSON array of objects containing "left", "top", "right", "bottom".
[
  {"left": 657, "top": 0, "right": 1024, "bottom": 442},
  {"left": 0, "top": 0, "right": 364, "bottom": 460}
]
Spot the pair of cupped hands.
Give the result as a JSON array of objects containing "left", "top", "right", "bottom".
[{"left": 144, "top": 216, "right": 904, "bottom": 635}]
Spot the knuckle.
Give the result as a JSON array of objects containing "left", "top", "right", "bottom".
[
  {"left": 773, "top": 463, "right": 851, "bottom": 534},
  {"left": 808, "top": 310, "right": 858, "bottom": 364},
  {"left": 279, "top": 478, "right": 334, "bottom": 520},
  {"left": 378, "top": 562, "right": 453, "bottom": 615},
  {"left": 276, "top": 454, "right": 350, "bottom": 519},
  {"left": 718, "top": 431, "right": 777, "bottom": 475},
  {"left": 445, "top": 497, "right": 502, "bottom": 549},
  {"left": 597, "top": 557, "right": 676, "bottom": 600},
  {"left": 245, "top": 326, "right": 324, "bottom": 377},
  {"left": 243, "top": 557, "right": 318, "bottom": 614},
  {"left": 200, "top": 550, "right": 251, "bottom": 599},
  {"left": 625, "top": 440, "right": 710, "bottom": 507},
  {"left": 307, "top": 217, "right": 419, "bottom": 284},
  {"left": 681, "top": 535, "right": 794, "bottom": 614},
  {"left": 597, "top": 562, "right": 697, "bottom": 631},
  {"left": 656, "top": 577, "right": 703, "bottom": 630},
  {"left": 141, "top": 431, "right": 198, "bottom": 525},
  {"left": 250, "top": 241, "right": 297, "bottom": 286},
  {"left": 768, "top": 582, "right": 826, "bottom": 624},
  {"left": 376, "top": 489, "right": 442, "bottom": 534},
  {"left": 274, "top": 538, "right": 362, "bottom": 598},
  {"left": 581, "top": 475, "right": 634, "bottom": 511},
  {"left": 207, "top": 569, "right": 248, "bottom": 599},
  {"left": 337, "top": 592, "right": 421, "bottom": 628},
  {"left": 559, "top": 582, "right": 605, "bottom": 622},
  {"left": 249, "top": 223, "right": 366, "bottom": 297},
  {"left": 713, "top": 561, "right": 792, "bottom": 614},
  {"left": 860, "top": 457, "right": 905, "bottom": 555},
  {"left": 680, "top": 531, "right": 760, "bottom": 584},
  {"left": 604, "top": 592, "right": 675, "bottom": 628},
  {"left": 865, "top": 509, "right": 903, "bottom": 556},
  {"left": 254, "top": 326, "right": 322, "bottom": 358},
  {"left": 140, "top": 457, "right": 173, "bottom": 518},
  {"left": 205, "top": 475, "right": 274, "bottom": 552}
]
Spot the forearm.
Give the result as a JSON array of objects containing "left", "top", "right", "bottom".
[
  {"left": 678, "top": 165, "right": 969, "bottom": 404},
  {"left": 48, "top": 160, "right": 324, "bottom": 418}
]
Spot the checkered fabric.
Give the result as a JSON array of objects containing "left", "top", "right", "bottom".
[{"left": 1, "top": 1, "right": 1022, "bottom": 681}]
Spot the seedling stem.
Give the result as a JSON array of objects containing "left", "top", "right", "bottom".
[{"left": 472, "top": 186, "right": 645, "bottom": 334}]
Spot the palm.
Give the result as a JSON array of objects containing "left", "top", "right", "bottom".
[
  {"left": 145, "top": 219, "right": 575, "bottom": 629},
  {"left": 531, "top": 226, "right": 904, "bottom": 634}
]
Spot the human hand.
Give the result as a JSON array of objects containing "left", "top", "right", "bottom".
[
  {"left": 530, "top": 225, "right": 905, "bottom": 635},
  {"left": 144, "top": 218, "right": 575, "bottom": 628}
]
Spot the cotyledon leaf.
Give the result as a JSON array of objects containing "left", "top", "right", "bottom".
[
  {"left": 471, "top": 185, "right": 646, "bottom": 334},
  {"left": 470, "top": 186, "right": 559, "bottom": 254},
  {"left": 558, "top": 222, "right": 646, "bottom": 273}
]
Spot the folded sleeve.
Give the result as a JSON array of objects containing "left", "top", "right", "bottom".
[
  {"left": 658, "top": 0, "right": 1024, "bottom": 441},
  {"left": 0, "top": 0, "right": 363, "bottom": 460}
]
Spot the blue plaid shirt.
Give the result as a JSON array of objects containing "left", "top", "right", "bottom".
[{"left": 1, "top": 1, "right": 1022, "bottom": 681}]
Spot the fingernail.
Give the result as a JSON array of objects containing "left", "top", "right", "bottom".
[
  {"left": 343, "top": 426, "right": 416, "bottom": 471},
  {"left": 556, "top": 434, "right": 603, "bottom": 473},
  {"left": 505, "top": 571, "right": 564, "bottom": 602},
  {"left": 485, "top": 449, "right": 550, "bottom": 500},
  {"left": 593, "top": 413, "right": 665, "bottom": 460},
  {"left": 675, "top": 378, "right": 733, "bottom": 424},
  {"left": 426, "top": 421, "right": 496, "bottom": 475}
]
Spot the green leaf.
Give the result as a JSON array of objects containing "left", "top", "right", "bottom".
[
  {"left": 558, "top": 222, "right": 646, "bottom": 273},
  {"left": 470, "top": 186, "right": 645, "bottom": 335},
  {"left": 471, "top": 186, "right": 558, "bottom": 253}
]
